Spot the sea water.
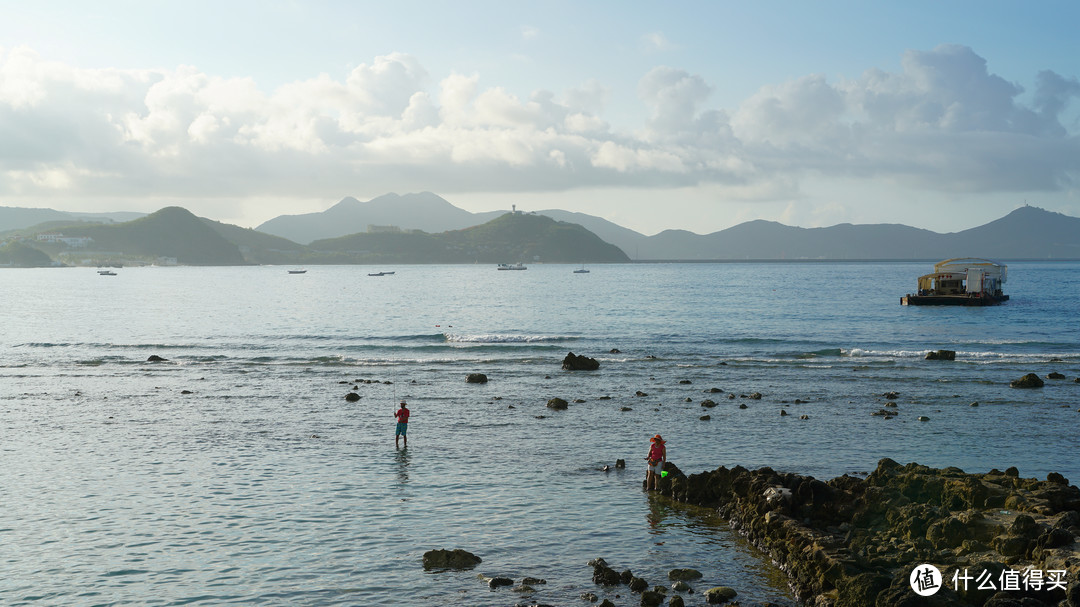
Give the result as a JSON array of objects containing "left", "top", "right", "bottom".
[{"left": 2, "top": 262, "right": 1078, "bottom": 606}]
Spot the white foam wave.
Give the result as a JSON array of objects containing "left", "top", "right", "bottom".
[
  {"left": 444, "top": 333, "right": 567, "bottom": 344},
  {"left": 843, "top": 348, "right": 1078, "bottom": 362}
]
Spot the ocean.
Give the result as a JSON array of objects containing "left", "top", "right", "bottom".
[{"left": 2, "top": 261, "right": 1078, "bottom": 606}]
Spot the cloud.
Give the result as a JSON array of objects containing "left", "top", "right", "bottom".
[
  {"left": 520, "top": 26, "right": 539, "bottom": 41},
  {"left": 0, "top": 43, "right": 1077, "bottom": 213},
  {"left": 732, "top": 44, "right": 1080, "bottom": 192},
  {"left": 641, "top": 32, "right": 674, "bottom": 53}
]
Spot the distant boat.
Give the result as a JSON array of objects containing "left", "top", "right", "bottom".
[
  {"left": 97, "top": 270, "right": 117, "bottom": 276},
  {"left": 368, "top": 271, "right": 396, "bottom": 276},
  {"left": 497, "top": 263, "right": 527, "bottom": 270},
  {"left": 288, "top": 269, "right": 307, "bottom": 274},
  {"left": 901, "top": 258, "right": 1008, "bottom": 306},
  {"left": 573, "top": 263, "right": 589, "bottom": 274}
]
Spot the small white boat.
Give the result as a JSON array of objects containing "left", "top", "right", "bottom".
[
  {"left": 497, "top": 263, "right": 527, "bottom": 270},
  {"left": 97, "top": 270, "right": 117, "bottom": 276},
  {"left": 573, "top": 263, "right": 589, "bottom": 274}
]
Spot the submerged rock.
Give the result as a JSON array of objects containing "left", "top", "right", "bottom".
[
  {"left": 1010, "top": 373, "right": 1045, "bottom": 388},
  {"left": 641, "top": 589, "right": 664, "bottom": 606},
  {"left": 703, "top": 586, "right": 737, "bottom": 603},
  {"left": 1047, "top": 371, "right": 1066, "bottom": 379},
  {"left": 668, "top": 568, "right": 702, "bottom": 581},
  {"left": 546, "top": 398, "right": 569, "bottom": 410},
  {"left": 344, "top": 392, "right": 360, "bottom": 402},
  {"left": 146, "top": 355, "right": 168, "bottom": 362}
]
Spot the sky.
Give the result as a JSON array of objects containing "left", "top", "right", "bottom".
[{"left": 1, "top": 1, "right": 1078, "bottom": 235}]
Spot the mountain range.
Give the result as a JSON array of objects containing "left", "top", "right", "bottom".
[
  {"left": 0, "top": 206, "right": 627, "bottom": 266},
  {"left": 255, "top": 193, "right": 1080, "bottom": 260},
  {"left": 2, "top": 193, "right": 1080, "bottom": 264}
]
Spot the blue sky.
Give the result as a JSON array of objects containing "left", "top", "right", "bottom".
[{"left": 1, "top": 1, "right": 1078, "bottom": 234}]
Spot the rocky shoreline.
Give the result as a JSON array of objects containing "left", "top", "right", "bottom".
[{"left": 654, "top": 459, "right": 1080, "bottom": 606}]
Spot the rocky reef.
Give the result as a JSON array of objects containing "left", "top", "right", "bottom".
[{"left": 655, "top": 459, "right": 1080, "bottom": 606}]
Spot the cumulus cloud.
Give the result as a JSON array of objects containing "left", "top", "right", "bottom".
[
  {"left": 0, "top": 43, "right": 1077, "bottom": 211},
  {"left": 732, "top": 44, "right": 1080, "bottom": 192}
]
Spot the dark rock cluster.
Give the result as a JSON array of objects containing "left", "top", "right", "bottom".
[{"left": 653, "top": 459, "right": 1080, "bottom": 606}]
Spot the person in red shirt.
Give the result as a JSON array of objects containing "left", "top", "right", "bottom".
[
  {"left": 645, "top": 434, "right": 666, "bottom": 491},
  {"left": 394, "top": 401, "right": 410, "bottom": 448}
]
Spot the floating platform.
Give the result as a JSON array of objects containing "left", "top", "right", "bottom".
[
  {"left": 901, "top": 258, "right": 1008, "bottom": 306},
  {"left": 901, "top": 293, "right": 1009, "bottom": 306}
]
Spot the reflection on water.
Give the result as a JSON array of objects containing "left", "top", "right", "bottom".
[
  {"left": 395, "top": 446, "right": 411, "bottom": 485},
  {"left": 646, "top": 496, "right": 672, "bottom": 533}
]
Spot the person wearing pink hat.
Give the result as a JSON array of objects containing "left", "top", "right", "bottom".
[{"left": 645, "top": 434, "right": 666, "bottom": 491}]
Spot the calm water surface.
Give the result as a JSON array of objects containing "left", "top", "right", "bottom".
[{"left": 2, "top": 262, "right": 1078, "bottom": 605}]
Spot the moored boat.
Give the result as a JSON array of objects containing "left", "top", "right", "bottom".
[
  {"left": 497, "top": 263, "right": 527, "bottom": 270},
  {"left": 901, "top": 258, "right": 1008, "bottom": 306}
]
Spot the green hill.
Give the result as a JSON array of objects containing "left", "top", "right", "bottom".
[
  {"left": 201, "top": 218, "right": 308, "bottom": 264},
  {"left": 59, "top": 207, "right": 246, "bottom": 265},
  {"left": 0, "top": 241, "right": 55, "bottom": 267},
  {"left": 310, "top": 213, "right": 630, "bottom": 263}
]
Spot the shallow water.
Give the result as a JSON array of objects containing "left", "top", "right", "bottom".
[{"left": 2, "top": 262, "right": 1078, "bottom": 605}]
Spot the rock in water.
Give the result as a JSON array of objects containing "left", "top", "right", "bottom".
[
  {"left": 562, "top": 351, "right": 600, "bottom": 370},
  {"left": 1010, "top": 373, "right": 1045, "bottom": 388},
  {"left": 546, "top": 397, "right": 569, "bottom": 410},
  {"left": 703, "top": 586, "right": 738, "bottom": 603},
  {"left": 344, "top": 392, "right": 360, "bottom": 402},
  {"left": 668, "top": 568, "right": 703, "bottom": 581},
  {"left": 421, "top": 548, "right": 481, "bottom": 570},
  {"left": 925, "top": 349, "right": 956, "bottom": 360},
  {"left": 147, "top": 355, "right": 168, "bottom": 362},
  {"left": 465, "top": 373, "right": 488, "bottom": 383}
]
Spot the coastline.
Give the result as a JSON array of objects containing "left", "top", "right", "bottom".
[{"left": 653, "top": 459, "right": 1080, "bottom": 606}]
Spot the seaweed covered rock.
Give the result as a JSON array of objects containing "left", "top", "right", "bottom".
[
  {"left": 703, "top": 586, "right": 737, "bottom": 603},
  {"left": 925, "top": 349, "right": 956, "bottom": 360},
  {"left": 660, "top": 458, "right": 1080, "bottom": 605},
  {"left": 546, "top": 397, "right": 569, "bottom": 410},
  {"left": 1010, "top": 373, "right": 1044, "bottom": 388}
]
